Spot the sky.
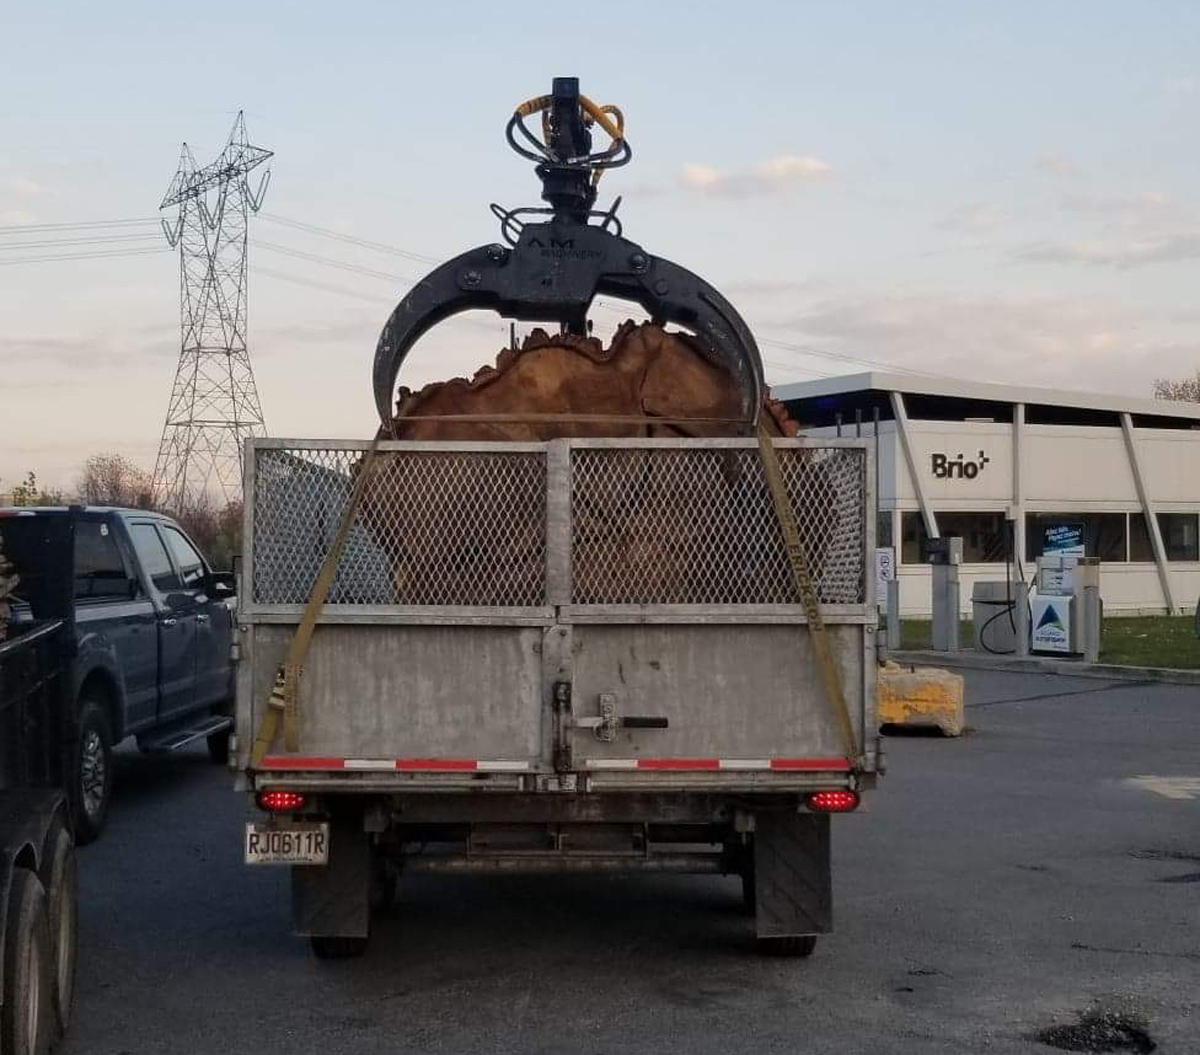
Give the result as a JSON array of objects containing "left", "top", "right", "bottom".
[{"left": 2, "top": 1, "right": 1199, "bottom": 490}]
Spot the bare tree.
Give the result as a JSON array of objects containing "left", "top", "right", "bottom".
[
  {"left": 77, "top": 454, "right": 154, "bottom": 508},
  {"left": 1154, "top": 371, "right": 1200, "bottom": 402},
  {"left": 4, "top": 471, "right": 66, "bottom": 507}
]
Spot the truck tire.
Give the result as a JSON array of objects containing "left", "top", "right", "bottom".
[
  {"left": 735, "top": 835, "right": 756, "bottom": 916},
  {"left": 206, "top": 728, "right": 231, "bottom": 765},
  {"left": 39, "top": 823, "right": 78, "bottom": 1041},
  {"left": 69, "top": 697, "right": 114, "bottom": 846},
  {"left": 369, "top": 853, "right": 397, "bottom": 916},
  {"left": 757, "top": 935, "right": 818, "bottom": 958},
  {"left": 310, "top": 935, "right": 369, "bottom": 959},
  {"left": 1, "top": 870, "right": 53, "bottom": 1055}
]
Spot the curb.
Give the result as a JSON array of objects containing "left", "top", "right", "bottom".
[{"left": 890, "top": 650, "right": 1200, "bottom": 687}]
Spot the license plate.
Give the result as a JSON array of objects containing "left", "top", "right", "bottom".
[{"left": 244, "top": 822, "right": 329, "bottom": 866}]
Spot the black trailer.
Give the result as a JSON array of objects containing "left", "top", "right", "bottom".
[{"left": 0, "top": 511, "right": 78, "bottom": 1053}]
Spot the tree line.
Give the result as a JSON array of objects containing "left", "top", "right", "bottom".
[{"left": 2, "top": 455, "right": 241, "bottom": 571}]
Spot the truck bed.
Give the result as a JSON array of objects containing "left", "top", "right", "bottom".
[{"left": 236, "top": 437, "right": 879, "bottom": 792}]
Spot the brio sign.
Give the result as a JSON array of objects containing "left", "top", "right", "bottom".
[{"left": 931, "top": 450, "right": 990, "bottom": 480}]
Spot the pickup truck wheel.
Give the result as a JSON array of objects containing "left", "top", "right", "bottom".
[
  {"left": 38, "top": 824, "right": 77, "bottom": 1041},
  {"left": 310, "top": 935, "right": 369, "bottom": 959},
  {"left": 1, "top": 870, "right": 53, "bottom": 1055},
  {"left": 69, "top": 698, "right": 113, "bottom": 846},
  {"left": 206, "top": 728, "right": 231, "bottom": 765},
  {"left": 756, "top": 934, "right": 817, "bottom": 958}
]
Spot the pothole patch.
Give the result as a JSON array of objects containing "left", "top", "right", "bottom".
[
  {"left": 1129, "top": 849, "right": 1200, "bottom": 864},
  {"left": 1037, "top": 1010, "right": 1155, "bottom": 1053}
]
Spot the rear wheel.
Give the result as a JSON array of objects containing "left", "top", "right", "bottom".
[
  {"left": 1, "top": 870, "right": 53, "bottom": 1055},
  {"left": 38, "top": 823, "right": 77, "bottom": 1041},
  {"left": 369, "top": 854, "right": 397, "bottom": 916},
  {"left": 69, "top": 697, "right": 114, "bottom": 846},
  {"left": 310, "top": 935, "right": 369, "bottom": 959}
]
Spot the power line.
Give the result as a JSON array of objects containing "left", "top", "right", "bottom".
[
  {"left": 756, "top": 335, "right": 941, "bottom": 378},
  {"left": 0, "top": 233, "right": 163, "bottom": 251},
  {"left": 0, "top": 217, "right": 158, "bottom": 235},
  {"left": 253, "top": 239, "right": 419, "bottom": 285},
  {"left": 256, "top": 266, "right": 394, "bottom": 304},
  {"left": 260, "top": 213, "right": 441, "bottom": 265},
  {"left": 0, "top": 246, "right": 170, "bottom": 266}
]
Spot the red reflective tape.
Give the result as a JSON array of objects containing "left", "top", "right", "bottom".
[
  {"left": 637, "top": 758, "right": 720, "bottom": 771},
  {"left": 396, "top": 759, "right": 478, "bottom": 771},
  {"left": 769, "top": 758, "right": 852, "bottom": 771},
  {"left": 260, "top": 756, "right": 345, "bottom": 770}
]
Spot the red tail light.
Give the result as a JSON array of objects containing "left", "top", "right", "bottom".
[
  {"left": 257, "top": 790, "right": 307, "bottom": 813},
  {"left": 807, "top": 790, "right": 860, "bottom": 813}
]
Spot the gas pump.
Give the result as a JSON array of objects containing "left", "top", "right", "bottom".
[
  {"left": 1031, "top": 555, "right": 1101, "bottom": 660},
  {"left": 928, "top": 537, "right": 962, "bottom": 652}
]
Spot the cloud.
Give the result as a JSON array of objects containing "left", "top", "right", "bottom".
[
  {"left": 5, "top": 178, "right": 41, "bottom": 196},
  {"left": 0, "top": 209, "right": 37, "bottom": 225},
  {"left": 936, "top": 202, "right": 1009, "bottom": 234},
  {"left": 679, "top": 155, "right": 831, "bottom": 199},
  {"left": 1035, "top": 154, "right": 1079, "bottom": 178},
  {"left": 771, "top": 289, "right": 1199, "bottom": 396},
  {"left": 1012, "top": 232, "right": 1200, "bottom": 268},
  {"left": 1164, "top": 75, "right": 1199, "bottom": 94},
  {"left": 1056, "top": 189, "right": 1177, "bottom": 226},
  {"left": 723, "top": 277, "right": 835, "bottom": 298}
]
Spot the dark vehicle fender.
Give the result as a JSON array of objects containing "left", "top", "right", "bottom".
[{"left": 70, "top": 648, "right": 127, "bottom": 743}]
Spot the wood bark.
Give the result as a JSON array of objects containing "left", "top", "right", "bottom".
[{"left": 362, "top": 323, "right": 823, "bottom": 605}]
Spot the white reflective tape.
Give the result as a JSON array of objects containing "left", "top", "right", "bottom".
[
  {"left": 343, "top": 759, "right": 395, "bottom": 771},
  {"left": 583, "top": 759, "right": 639, "bottom": 770},
  {"left": 718, "top": 759, "right": 771, "bottom": 770},
  {"left": 475, "top": 760, "right": 530, "bottom": 772}
]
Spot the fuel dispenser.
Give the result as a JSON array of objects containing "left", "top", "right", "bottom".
[
  {"left": 1031, "top": 555, "right": 1101, "bottom": 660},
  {"left": 928, "top": 536, "right": 962, "bottom": 652}
]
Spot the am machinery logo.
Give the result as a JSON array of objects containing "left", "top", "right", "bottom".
[{"left": 931, "top": 450, "right": 990, "bottom": 480}]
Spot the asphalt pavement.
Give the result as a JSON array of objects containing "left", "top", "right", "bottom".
[{"left": 63, "top": 670, "right": 1198, "bottom": 1055}]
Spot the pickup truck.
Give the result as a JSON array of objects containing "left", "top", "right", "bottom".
[
  {"left": 0, "top": 506, "right": 236, "bottom": 843},
  {"left": 237, "top": 436, "right": 879, "bottom": 959},
  {"left": 0, "top": 511, "right": 77, "bottom": 1052}
]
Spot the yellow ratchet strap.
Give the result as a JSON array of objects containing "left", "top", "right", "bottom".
[
  {"left": 249, "top": 437, "right": 384, "bottom": 768},
  {"left": 756, "top": 422, "right": 861, "bottom": 769}
]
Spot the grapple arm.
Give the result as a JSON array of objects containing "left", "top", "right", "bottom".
[{"left": 372, "top": 221, "right": 765, "bottom": 432}]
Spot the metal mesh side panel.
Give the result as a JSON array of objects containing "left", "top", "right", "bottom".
[
  {"left": 251, "top": 448, "right": 547, "bottom": 606},
  {"left": 570, "top": 446, "right": 866, "bottom": 605}
]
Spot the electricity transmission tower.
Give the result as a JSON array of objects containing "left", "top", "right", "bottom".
[{"left": 153, "top": 112, "right": 272, "bottom": 511}]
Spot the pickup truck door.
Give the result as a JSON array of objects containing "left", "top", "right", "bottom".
[
  {"left": 127, "top": 521, "right": 196, "bottom": 721},
  {"left": 73, "top": 517, "right": 158, "bottom": 731},
  {"left": 159, "top": 524, "right": 232, "bottom": 709}
]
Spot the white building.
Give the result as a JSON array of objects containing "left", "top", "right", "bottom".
[{"left": 777, "top": 373, "right": 1200, "bottom": 617}]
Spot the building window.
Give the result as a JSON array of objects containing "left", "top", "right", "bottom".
[
  {"left": 1130, "top": 513, "right": 1200, "bottom": 562},
  {"left": 1025, "top": 513, "right": 1127, "bottom": 562},
  {"left": 901, "top": 511, "right": 1010, "bottom": 564}
]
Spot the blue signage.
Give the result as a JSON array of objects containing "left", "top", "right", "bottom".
[{"left": 1043, "top": 523, "right": 1085, "bottom": 557}]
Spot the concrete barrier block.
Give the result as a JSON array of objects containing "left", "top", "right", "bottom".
[{"left": 877, "top": 661, "right": 965, "bottom": 737}]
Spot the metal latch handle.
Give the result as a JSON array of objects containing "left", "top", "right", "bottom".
[{"left": 620, "top": 716, "right": 669, "bottom": 729}]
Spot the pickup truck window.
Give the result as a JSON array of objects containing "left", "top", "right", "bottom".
[
  {"left": 162, "top": 527, "right": 206, "bottom": 588},
  {"left": 129, "top": 524, "right": 182, "bottom": 593},
  {"left": 74, "top": 521, "right": 131, "bottom": 599}
]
